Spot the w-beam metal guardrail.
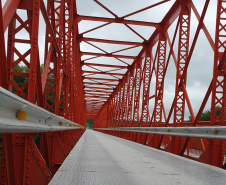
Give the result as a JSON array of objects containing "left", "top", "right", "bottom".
[
  {"left": 95, "top": 126, "right": 226, "bottom": 140},
  {"left": 0, "top": 87, "right": 84, "bottom": 133}
]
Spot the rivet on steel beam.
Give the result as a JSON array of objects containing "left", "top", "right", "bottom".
[
  {"left": 213, "top": 130, "right": 217, "bottom": 135},
  {"left": 59, "top": 122, "right": 64, "bottom": 126},
  {"left": 69, "top": 124, "right": 72, "bottom": 127},
  {"left": 17, "top": 111, "right": 27, "bottom": 120},
  {"left": 167, "top": 129, "right": 170, "bottom": 133}
]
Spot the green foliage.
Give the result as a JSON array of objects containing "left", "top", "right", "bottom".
[
  {"left": 45, "top": 72, "right": 55, "bottom": 109},
  {"left": 12, "top": 64, "right": 55, "bottom": 109},
  {"left": 199, "top": 110, "right": 211, "bottom": 121},
  {"left": 12, "top": 64, "right": 44, "bottom": 93},
  {"left": 33, "top": 133, "right": 41, "bottom": 149},
  {"left": 186, "top": 106, "right": 222, "bottom": 122},
  {"left": 86, "top": 119, "right": 93, "bottom": 129},
  {"left": 12, "top": 65, "right": 29, "bottom": 95},
  {"left": 4, "top": 64, "right": 54, "bottom": 152}
]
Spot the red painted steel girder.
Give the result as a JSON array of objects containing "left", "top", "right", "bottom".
[
  {"left": 83, "top": 77, "right": 119, "bottom": 82},
  {"left": 2, "top": 0, "right": 20, "bottom": 32},
  {"left": 91, "top": 0, "right": 226, "bottom": 170},
  {"left": 85, "top": 89, "right": 113, "bottom": 92},
  {"left": 82, "top": 63, "right": 128, "bottom": 69},
  {"left": 85, "top": 93, "right": 111, "bottom": 96},
  {"left": 84, "top": 85, "right": 115, "bottom": 89},
  {"left": 79, "top": 37, "right": 144, "bottom": 46},
  {"left": 82, "top": 71, "right": 125, "bottom": 76},
  {"left": 0, "top": 0, "right": 86, "bottom": 184},
  {"left": 85, "top": 95, "right": 109, "bottom": 98},
  {"left": 1, "top": 0, "right": 226, "bottom": 181},
  {"left": 76, "top": 15, "right": 160, "bottom": 28},
  {"left": 83, "top": 81, "right": 118, "bottom": 84},
  {"left": 80, "top": 1, "right": 182, "bottom": 116},
  {"left": 80, "top": 51, "right": 137, "bottom": 59}
]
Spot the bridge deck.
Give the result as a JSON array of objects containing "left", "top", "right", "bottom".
[{"left": 49, "top": 130, "right": 226, "bottom": 185}]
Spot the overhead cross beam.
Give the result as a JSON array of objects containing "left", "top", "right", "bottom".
[
  {"left": 82, "top": 63, "right": 128, "bottom": 69},
  {"left": 82, "top": 71, "right": 125, "bottom": 76},
  {"left": 76, "top": 15, "right": 161, "bottom": 28},
  {"left": 79, "top": 37, "right": 144, "bottom": 46},
  {"left": 83, "top": 77, "right": 119, "bottom": 82},
  {"left": 80, "top": 51, "right": 137, "bottom": 59}
]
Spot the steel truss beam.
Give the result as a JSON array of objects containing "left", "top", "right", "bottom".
[
  {"left": 76, "top": 15, "right": 160, "bottom": 28},
  {"left": 1, "top": 0, "right": 226, "bottom": 183},
  {"left": 80, "top": 51, "right": 137, "bottom": 59},
  {"left": 0, "top": 0, "right": 86, "bottom": 184},
  {"left": 93, "top": 0, "right": 226, "bottom": 170},
  {"left": 79, "top": 37, "right": 144, "bottom": 46}
]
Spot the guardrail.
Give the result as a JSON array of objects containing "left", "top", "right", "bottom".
[
  {"left": 0, "top": 87, "right": 84, "bottom": 133},
  {"left": 95, "top": 126, "right": 226, "bottom": 140}
]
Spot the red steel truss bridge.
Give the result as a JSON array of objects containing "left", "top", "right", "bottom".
[{"left": 1, "top": 0, "right": 226, "bottom": 184}]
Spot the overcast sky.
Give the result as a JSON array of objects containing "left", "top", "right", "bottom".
[
  {"left": 76, "top": 0, "right": 217, "bottom": 122},
  {"left": 2, "top": 0, "right": 218, "bottom": 122}
]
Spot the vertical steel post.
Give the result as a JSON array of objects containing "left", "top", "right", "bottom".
[
  {"left": 130, "top": 61, "right": 142, "bottom": 141},
  {"left": 207, "top": 0, "right": 226, "bottom": 167}
]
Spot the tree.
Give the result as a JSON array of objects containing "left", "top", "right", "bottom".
[
  {"left": 186, "top": 106, "right": 222, "bottom": 122},
  {"left": 12, "top": 64, "right": 29, "bottom": 95},
  {"left": 0, "top": 64, "right": 55, "bottom": 154},
  {"left": 12, "top": 64, "right": 55, "bottom": 107},
  {"left": 86, "top": 119, "right": 93, "bottom": 129}
]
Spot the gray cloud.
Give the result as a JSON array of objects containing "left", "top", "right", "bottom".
[{"left": 76, "top": 0, "right": 217, "bottom": 121}]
